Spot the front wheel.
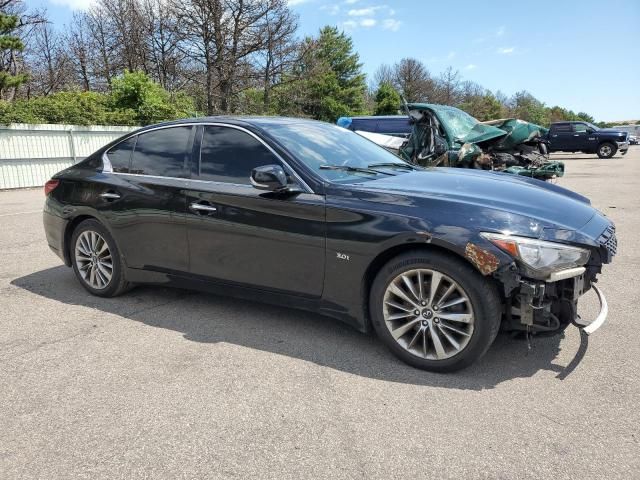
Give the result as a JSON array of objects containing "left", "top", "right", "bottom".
[
  {"left": 369, "top": 251, "right": 501, "bottom": 372},
  {"left": 597, "top": 142, "right": 617, "bottom": 159}
]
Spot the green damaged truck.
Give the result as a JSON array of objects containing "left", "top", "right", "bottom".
[{"left": 338, "top": 103, "right": 564, "bottom": 181}]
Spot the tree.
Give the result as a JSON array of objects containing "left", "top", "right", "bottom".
[
  {"left": 436, "top": 66, "right": 461, "bottom": 105},
  {"left": 374, "top": 82, "right": 400, "bottom": 115},
  {"left": 280, "top": 26, "right": 366, "bottom": 121},
  {"left": 576, "top": 111, "right": 595, "bottom": 123},
  {"left": 509, "top": 91, "right": 549, "bottom": 126},
  {"left": 110, "top": 70, "right": 193, "bottom": 124},
  {"left": 0, "top": 11, "right": 28, "bottom": 98},
  {"left": 459, "top": 92, "right": 504, "bottom": 121},
  {"left": 393, "top": 57, "right": 434, "bottom": 102},
  {"left": 28, "top": 21, "right": 71, "bottom": 95}
]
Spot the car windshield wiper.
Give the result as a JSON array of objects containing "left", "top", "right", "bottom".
[
  {"left": 319, "top": 164, "right": 396, "bottom": 176},
  {"left": 367, "top": 162, "right": 418, "bottom": 171}
]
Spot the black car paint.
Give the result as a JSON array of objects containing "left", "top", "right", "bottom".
[{"left": 44, "top": 117, "right": 613, "bottom": 333}]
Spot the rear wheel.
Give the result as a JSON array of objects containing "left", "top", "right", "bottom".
[
  {"left": 597, "top": 142, "right": 616, "bottom": 159},
  {"left": 70, "top": 219, "right": 129, "bottom": 297},
  {"left": 369, "top": 251, "right": 501, "bottom": 372}
]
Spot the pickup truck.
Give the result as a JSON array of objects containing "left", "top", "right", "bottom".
[{"left": 547, "top": 121, "right": 629, "bottom": 158}]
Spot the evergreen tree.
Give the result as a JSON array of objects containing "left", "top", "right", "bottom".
[
  {"left": 284, "top": 26, "right": 367, "bottom": 122},
  {"left": 374, "top": 82, "right": 401, "bottom": 115},
  {"left": 0, "top": 12, "right": 28, "bottom": 97}
]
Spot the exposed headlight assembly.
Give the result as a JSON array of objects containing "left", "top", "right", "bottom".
[{"left": 480, "top": 232, "right": 590, "bottom": 279}]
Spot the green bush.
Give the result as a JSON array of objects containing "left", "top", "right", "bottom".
[{"left": 0, "top": 71, "right": 197, "bottom": 126}]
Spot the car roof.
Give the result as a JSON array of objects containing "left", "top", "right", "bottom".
[{"left": 135, "top": 116, "right": 327, "bottom": 133}]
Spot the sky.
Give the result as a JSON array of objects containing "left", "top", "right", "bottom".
[{"left": 28, "top": 0, "right": 640, "bottom": 121}]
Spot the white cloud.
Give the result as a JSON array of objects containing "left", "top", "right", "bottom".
[
  {"left": 48, "top": 0, "right": 94, "bottom": 9},
  {"left": 360, "top": 18, "right": 376, "bottom": 27},
  {"left": 341, "top": 19, "right": 358, "bottom": 31},
  {"left": 497, "top": 47, "right": 515, "bottom": 54},
  {"left": 496, "top": 25, "right": 505, "bottom": 37},
  {"left": 287, "top": 0, "right": 311, "bottom": 5},
  {"left": 320, "top": 4, "right": 340, "bottom": 14},
  {"left": 447, "top": 51, "right": 456, "bottom": 59},
  {"left": 345, "top": 0, "right": 359, "bottom": 3},
  {"left": 465, "top": 64, "right": 477, "bottom": 70},
  {"left": 348, "top": 7, "right": 377, "bottom": 16},
  {"left": 382, "top": 18, "right": 401, "bottom": 31}
]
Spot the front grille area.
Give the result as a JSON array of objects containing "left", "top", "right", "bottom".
[{"left": 598, "top": 224, "right": 617, "bottom": 262}]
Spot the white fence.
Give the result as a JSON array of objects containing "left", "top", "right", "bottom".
[{"left": 0, "top": 124, "right": 137, "bottom": 189}]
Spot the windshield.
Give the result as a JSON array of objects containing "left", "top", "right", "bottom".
[
  {"left": 585, "top": 122, "right": 600, "bottom": 131},
  {"left": 266, "top": 121, "right": 413, "bottom": 183},
  {"left": 436, "top": 107, "right": 479, "bottom": 140}
]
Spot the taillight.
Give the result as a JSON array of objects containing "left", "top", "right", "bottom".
[{"left": 44, "top": 179, "right": 60, "bottom": 196}]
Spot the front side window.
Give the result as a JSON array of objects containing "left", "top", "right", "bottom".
[
  {"left": 106, "top": 136, "right": 136, "bottom": 173},
  {"left": 129, "top": 126, "right": 192, "bottom": 177},
  {"left": 267, "top": 121, "right": 415, "bottom": 183},
  {"left": 198, "top": 126, "right": 281, "bottom": 184},
  {"left": 573, "top": 123, "right": 588, "bottom": 133}
]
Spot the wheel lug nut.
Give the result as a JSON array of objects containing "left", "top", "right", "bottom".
[
  {"left": 434, "top": 318, "right": 440, "bottom": 323},
  {"left": 421, "top": 301, "right": 426, "bottom": 306},
  {"left": 414, "top": 310, "right": 420, "bottom": 315}
]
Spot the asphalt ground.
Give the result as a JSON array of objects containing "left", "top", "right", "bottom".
[{"left": 1, "top": 147, "right": 639, "bottom": 479}]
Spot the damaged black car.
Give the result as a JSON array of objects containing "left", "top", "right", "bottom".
[{"left": 43, "top": 117, "right": 614, "bottom": 372}]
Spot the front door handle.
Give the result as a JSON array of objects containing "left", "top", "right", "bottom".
[
  {"left": 190, "top": 202, "right": 217, "bottom": 214},
  {"left": 573, "top": 134, "right": 580, "bottom": 137},
  {"left": 100, "top": 191, "right": 121, "bottom": 200}
]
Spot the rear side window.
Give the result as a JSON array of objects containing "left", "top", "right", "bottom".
[
  {"left": 197, "top": 126, "right": 281, "bottom": 184},
  {"left": 106, "top": 136, "right": 136, "bottom": 173},
  {"left": 130, "top": 126, "right": 192, "bottom": 177},
  {"left": 552, "top": 123, "right": 572, "bottom": 133}
]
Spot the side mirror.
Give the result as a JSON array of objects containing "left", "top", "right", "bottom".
[
  {"left": 586, "top": 128, "right": 594, "bottom": 134},
  {"left": 250, "top": 164, "right": 288, "bottom": 191}
]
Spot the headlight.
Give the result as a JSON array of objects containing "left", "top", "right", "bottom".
[{"left": 480, "top": 232, "right": 590, "bottom": 279}]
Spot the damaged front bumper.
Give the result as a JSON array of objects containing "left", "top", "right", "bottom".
[
  {"left": 577, "top": 284, "right": 608, "bottom": 335},
  {"left": 505, "top": 272, "right": 608, "bottom": 336}
]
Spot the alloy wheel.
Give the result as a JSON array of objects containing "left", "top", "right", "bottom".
[
  {"left": 599, "top": 145, "right": 612, "bottom": 157},
  {"left": 382, "top": 268, "right": 475, "bottom": 360},
  {"left": 75, "top": 230, "right": 113, "bottom": 289}
]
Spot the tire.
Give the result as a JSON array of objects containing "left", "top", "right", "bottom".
[
  {"left": 597, "top": 142, "right": 616, "bottom": 159},
  {"left": 369, "top": 250, "right": 501, "bottom": 372},
  {"left": 70, "top": 219, "right": 129, "bottom": 297}
]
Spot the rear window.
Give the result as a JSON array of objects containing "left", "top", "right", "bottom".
[
  {"left": 106, "top": 137, "right": 136, "bottom": 173},
  {"left": 552, "top": 123, "right": 572, "bottom": 133},
  {"left": 130, "top": 126, "right": 192, "bottom": 177}
]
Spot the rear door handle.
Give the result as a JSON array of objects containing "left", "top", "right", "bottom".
[
  {"left": 190, "top": 202, "right": 217, "bottom": 214},
  {"left": 100, "top": 192, "right": 121, "bottom": 200}
]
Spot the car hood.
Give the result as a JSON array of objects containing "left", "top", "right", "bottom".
[{"left": 356, "top": 168, "right": 596, "bottom": 231}]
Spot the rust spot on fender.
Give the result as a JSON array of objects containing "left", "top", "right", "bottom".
[{"left": 465, "top": 242, "right": 499, "bottom": 275}]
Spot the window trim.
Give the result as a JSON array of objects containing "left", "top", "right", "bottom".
[{"left": 102, "top": 122, "right": 313, "bottom": 194}]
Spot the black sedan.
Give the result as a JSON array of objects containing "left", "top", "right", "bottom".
[{"left": 43, "top": 117, "right": 616, "bottom": 372}]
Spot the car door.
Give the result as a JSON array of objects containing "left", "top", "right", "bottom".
[
  {"left": 102, "top": 125, "right": 193, "bottom": 273},
  {"left": 184, "top": 124, "right": 326, "bottom": 297},
  {"left": 569, "top": 122, "right": 590, "bottom": 150},
  {"left": 549, "top": 123, "right": 573, "bottom": 150}
]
